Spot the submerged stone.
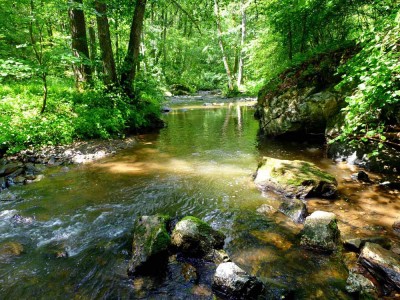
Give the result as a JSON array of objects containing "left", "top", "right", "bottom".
[
  {"left": 254, "top": 157, "right": 337, "bottom": 199},
  {"left": 212, "top": 262, "right": 265, "bottom": 299},
  {"left": 343, "top": 236, "right": 391, "bottom": 252},
  {"left": 171, "top": 216, "right": 225, "bottom": 257},
  {"left": 360, "top": 242, "right": 400, "bottom": 292},
  {"left": 278, "top": 198, "right": 308, "bottom": 223},
  {"left": 128, "top": 215, "right": 171, "bottom": 275},
  {"left": 0, "top": 241, "right": 24, "bottom": 259},
  {"left": 346, "top": 271, "right": 377, "bottom": 298},
  {"left": 300, "top": 211, "right": 340, "bottom": 252}
]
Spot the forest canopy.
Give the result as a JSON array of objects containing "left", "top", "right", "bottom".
[{"left": 0, "top": 0, "right": 399, "bottom": 154}]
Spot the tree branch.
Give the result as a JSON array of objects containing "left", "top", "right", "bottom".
[{"left": 170, "top": 0, "right": 202, "bottom": 35}]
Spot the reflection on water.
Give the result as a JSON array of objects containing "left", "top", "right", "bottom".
[{"left": 0, "top": 101, "right": 398, "bottom": 299}]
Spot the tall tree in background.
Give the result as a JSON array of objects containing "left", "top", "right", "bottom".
[
  {"left": 68, "top": 0, "right": 92, "bottom": 89},
  {"left": 94, "top": 0, "right": 117, "bottom": 87},
  {"left": 120, "top": 0, "right": 147, "bottom": 96},
  {"left": 237, "top": 0, "right": 246, "bottom": 87}
]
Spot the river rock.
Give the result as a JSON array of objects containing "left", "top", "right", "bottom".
[
  {"left": 254, "top": 157, "right": 337, "bottom": 199},
  {"left": 351, "top": 171, "right": 371, "bottom": 183},
  {"left": 128, "top": 215, "right": 171, "bottom": 275},
  {"left": 344, "top": 236, "right": 391, "bottom": 252},
  {"left": 360, "top": 242, "right": 400, "bottom": 292},
  {"left": 346, "top": 271, "right": 377, "bottom": 298},
  {"left": 11, "top": 214, "right": 35, "bottom": 224},
  {"left": 0, "top": 163, "right": 23, "bottom": 176},
  {"left": 256, "top": 204, "right": 276, "bottom": 215},
  {"left": 0, "top": 241, "right": 24, "bottom": 259},
  {"left": 171, "top": 216, "right": 225, "bottom": 257},
  {"left": 257, "top": 86, "right": 341, "bottom": 138},
  {"left": 278, "top": 198, "right": 308, "bottom": 223},
  {"left": 0, "top": 190, "right": 18, "bottom": 201},
  {"left": 212, "top": 262, "right": 265, "bottom": 299},
  {"left": 300, "top": 211, "right": 340, "bottom": 252},
  {"left": 0, "top": 177, "right": 6, "bottom": 190}
]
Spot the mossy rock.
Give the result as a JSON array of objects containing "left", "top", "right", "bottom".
[
  {"left": 254, "top": 157, "right": 337, "bottom": 199},
  {"left": 171, "top": 216, "right": 225, "bottom": 257},
  {"left": 0, "top": 241, "right": 24, "bottom": 259},
  {"left": 300, "top": 211, "right": 340, "bottom": 252},
  {"left": 128, "top": 214, "right": 171, "bottom": 275}
]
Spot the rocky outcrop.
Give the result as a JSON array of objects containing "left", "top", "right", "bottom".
[
  {"left": 300, "top": 211, "right": 340, "bottom": 252},
  {"left": 212, "top": 262, "right": 265, "bottom": 299},
  {"left": 128, "top": 215, "right": 171, "bottom": 275},
  {"left": 254, "top": 157, "right": 337, "bottom": 199},
  {"left": 360, "top": 242, "right": 400, "bottom": 292},
  {"left": 257, "top": 88, "right": 341, "bottom": 138},
  {"left": 171, "top": 216, "right": 225, "bottom": 257}
]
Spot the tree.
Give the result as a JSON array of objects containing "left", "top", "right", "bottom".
[
  {"left": 94, "top": 0, "right": 117, "bottom": 87},
  {"left": 68, "top": 0, "right": 92, "bottom": 89},
  {"left": 120, "top": 0, "right": 147, "bottom": 96}
]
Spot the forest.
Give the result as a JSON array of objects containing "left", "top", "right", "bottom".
[
  {"left": 0, "top": 0, "right": 398, "bottom": 155},
  {"left": 1, "top": 1, "right": 400, "bottom": 299}
]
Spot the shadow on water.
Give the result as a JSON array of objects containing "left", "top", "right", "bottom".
[{"left": 0, "top": 100, "right": 398, "bottom": 299}]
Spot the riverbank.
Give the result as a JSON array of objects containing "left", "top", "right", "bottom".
[{"left": 0, "top": 136, "right": 138, "bottom": 195}]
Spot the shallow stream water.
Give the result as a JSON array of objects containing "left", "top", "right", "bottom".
[{"left": 0, "top": 96, "right": 399, "bottom": 299}]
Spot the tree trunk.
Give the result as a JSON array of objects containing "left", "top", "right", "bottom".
[
  {"left": 68, "top": 0, "right": 92, "bottom": 89},
  {"left": 88, "top": 20, "right": 97, "bottom": 69},
  {"left": 94, "top": 0, "right": 117, "bottom": 87},
  {"left": 120, "top": 0, "right": 147, "bottom": 96},
  {"left": 214, "top": 0, "right": 233, "bottom": 91},
  {"left": 237, "top": 0, "right": 246, "bottom": 87},
  {"left": 288, "top": 20, "right": 293, "bottom": 61}
]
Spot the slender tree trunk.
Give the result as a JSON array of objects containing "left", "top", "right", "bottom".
[
  {"left": 288, "top": 20, "right": 293, "bottom": 61},
  {"left": 68, "top": 0, "right": 92, "bottom": 89},
  {"left": 29, "top": 0, "right": 47, "bottom": 114},
  {"left": 88, "top": 20, "right": 97, "bottom": 70},
  {"left": 300, "top": 13, "right": 307, "bottom": 53},
  {"left": 237, "top": 0, "right": 246, "bottom": 87},
  {"left": 120, "top": 0, "right": 147, "bottom": 96},
  {"left": 94, "top": 0, "right": 117, "bottom": 87},
  {"left": 162, "top": 9, "right": 167, "bottom": 75},
  {"left": 214, "top": 0, "right": 233, "bottom": 91}
]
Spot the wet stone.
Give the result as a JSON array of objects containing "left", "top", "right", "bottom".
[
  {"left": 278, "top": 198, "right": 308, "bottom": 223},
  {"left": 0, "top": 163, "right": 23, "bottom": 176},
  {"left": 256, "top": 204, "right": 276, "bottom": 215},
  {"left": 344, "top": 236, "right": 391, "bottom": 252},
  {"left": 0, "top": 190, "right": 18, "bottom": 201},
  {"left": 360, "top": 242, "right": 400, "bottom": 292},
  {"left": 212, "top": 262, "right": 266, "bottom": 300},
  {"left": 13, "top": 176, "right": 26, "bottom": 184},
  {"left": 0, "top": 241, "right": 24, "bottom": 259},
  {"left": 128, "top": 215, "right": 171, "bottom": 275},
  {"left": 351, "top": 171, "right": 371, "bottom": 183},
  {"left": 300, "top": 211, "right": 340, "bottom": 252},
  {"left": 346, "top": 271, "right": 377, "bottom": 297},
  {"left": 254, "top": 157, "right": 337, "bottom": 199},
  {"left": 171, "top": 216, "right": 225, "bottom": 257},
  {"left": 0, "top": 177, "right": 6, "bottom": 190}
]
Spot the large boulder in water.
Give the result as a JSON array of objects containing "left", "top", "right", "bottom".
[
  {"left": 254, "top": 157, "right": 337, "bottom": 199},
  {"left": 171, "top": 216, "right": 225, "bottom": 257},
  {"left": 300, "top": 211, "right": 340, "bottom": 252},
  {"left": 128, "top": 215, "right": 171, "bottom": 275},
  {"left": 360, "top": 242, "right": 400, "bottom": 292},
  {"left": 212, "top": 262, "right": 265, "bottom": 299}
]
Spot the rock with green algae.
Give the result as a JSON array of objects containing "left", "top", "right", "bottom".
[
  {"left": 346, "top": 271, "right": 378, "bottom": 299},
  {"left": 128, "top": 215, "right": 171, "bottom": 275},
  {"left": 0, "top": 241, "right": 24, "bottom": 259},
  {"left": 300, "top": 211, "right": 340, "bottom": 252},
  {"left": 171, "top": 216, "right": 225, "bottom": 257},
  {"left": 254, "top": 157, "right": 337, "bottom": 199}
]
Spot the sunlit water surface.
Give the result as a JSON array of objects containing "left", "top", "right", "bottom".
[{"left": 0, "top": 99, "right": 399, "bottom": 299}]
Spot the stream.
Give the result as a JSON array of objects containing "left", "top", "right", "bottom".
[{"left": 0, "top": 95, "right": 399, "bottom": 299}]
